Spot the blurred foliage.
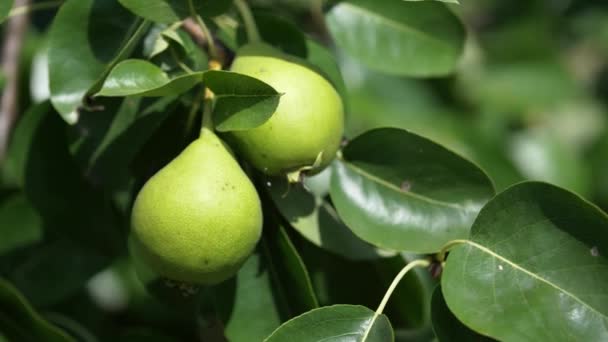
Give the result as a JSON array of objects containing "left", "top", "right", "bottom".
[{"left": 1, "top": 0, "right": 607, "bottom": 341}]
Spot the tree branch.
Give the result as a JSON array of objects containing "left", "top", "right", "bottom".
[{"left": 0, "top": 0, "right": 31, "bottom": 165}]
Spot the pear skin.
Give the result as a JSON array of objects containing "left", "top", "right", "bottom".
[
  {"left": 131, "top": 128, "right": 262, "bottom": 285},
  {"left": 227, "top": 43, "right": 344, "bottom": 176}
]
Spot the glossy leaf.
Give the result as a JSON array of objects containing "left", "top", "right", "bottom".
[
  {"left": 326, "top": 0, "right": 465, "bottom": 77},
  {"left": 96, "top": 59, "right": 204, "bottom": 97},
  {"left": 431, "top": 286, "right": 493, "bottom": 341},
  {"left": 0, "top": 278, "right": 74, "bottom": 342},
  {"left": 48, "top": 0, "right": 148, "bottom": 123},
  {"left": 264, "top": 304, "right": 393, "bottom": 341},
  {"left": 118, "top": 0, "right": 233, "bottom": 23},
  {"left": 204, "top": 70, "right": 281, "bottom": 132},
  {"left": 0, "top": 194, "right": 42, "bottom": 255},
  {"left": 268, "top": 175, "right": 388, "bottom": 260},
  {"left": 442, "top": 182, "right": 608, "bottom": 341},
  {"left": 0, "top": 0, "right": 12, "bottom": 23},
  {"left": 331, "top": 128, "right": 495, "bottom": 253}
]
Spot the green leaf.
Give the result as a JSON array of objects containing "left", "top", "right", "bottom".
[
  {"left": 19, "top": 104, "right": 123, "bottom": 255},
  {"left": 268, "top": 174, "right": 389, "bottom": 260},
  {"left": 431, "top": 286, "right": 494, "bottom": 341},
  {"left": 299, "top": 242, "right": 433, "bottom": 332},
  {"left": 326, "top": 0, "right": 465, "bottom": 77},
  {"left": 260, "top": 220, "right": 319, "bottom": 313},
  {"left": 264, "top": 304, "right": 393, "bottom": 341},
  {"left": 204, "top": 70, "right": 281, "bottom": 132},
  {"left": 213, "top": 254, "right": 283, "bottom": 342},
  {"left": 0, "top": 278, "right": 74, "bottom": 342},
  {"left": 73, "top": 96, "right": 178, "bottom": 191},
  {"left": 0, "top": 194, "right": 43, "bottom": 255},
  {"left": 0, "top": 0, "right": 13, "bottom": 23},
  {"left": 331, "top": 128, "right": 495, "bottom": 253},
  {"left": 96, "top": 59, "right": 204, "bottom": 97},
  {"left": 118, "top": 0, "right": 233, "bottom": 23},
  {"left": 48, "top": 0, "right": 149, "bottom": 123},
  {"left": 442, "top": 182, "right": 608, "bottom": 341}
]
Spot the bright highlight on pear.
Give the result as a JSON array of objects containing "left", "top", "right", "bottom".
[
  {"left": 227, "top": 43, "right": 345, "bottom": 178},
  {"left": 130, "top": 128, "right": 263, "bottom": 285}
]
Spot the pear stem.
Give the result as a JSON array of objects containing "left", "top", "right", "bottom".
[
  {"left": 201, "top": 96, "right": 214, "bottom": 133},
  {"left": 234, "top": 0, "right": 261, "bottom": 43}
]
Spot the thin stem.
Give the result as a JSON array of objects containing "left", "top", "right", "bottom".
[
  {"left": 361, "top": 259, "right": 431, "bottom": 341},
  {"left": 196, "top": 16, "right": 218, "bottom": 60},
  {"left": 187, "top": 0, "right": 219, "bottom": 60},
  {"left": 234, "top": 0, "right": 261, "bottom": 43},
  {"left": 201, "top": 96, "right": 214, "bottom": 132},
  {"left": 185, "top": 89, "right": 202, "bottom": 139},
  {"left": 0, "top": 0, "right": 30, "bottom": 165},
  {"left": 437, "top": 239, "right": 468, "bottom": 262},
  {"left": 7, "top": 0, "right": 62, "bottom": 17},
  {"left": 170, "top": 46, "right": 193, "bottom": 73}
]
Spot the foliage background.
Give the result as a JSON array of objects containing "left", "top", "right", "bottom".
[{"left": 1, "top": 0, "right": 608, "bottom": 341}]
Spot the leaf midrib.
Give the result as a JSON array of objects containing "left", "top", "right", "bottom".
[
  {"left": 342, "top": 161, "right": 468, "bottom": 211},
  {"left": 465, "top": 240, "right": 608, "bottom": 319}
]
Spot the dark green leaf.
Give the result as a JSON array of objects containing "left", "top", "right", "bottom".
[
  {"left": 0, "top": 0, "right": 12, "bottom": 23},
  {"left": 20, "top": 104, "right": 122, "bottom": 255},
  {"left": 442, "top": 182, "right": 608, "bottom": 341},
  {"left": 73, "top": 96, "right": 178, "bottom": 191},
  {"left": 118, "top": 0, "right": 233, "bottom": 23},
  {"left": 269, "top": 174, "right": 388, "bottom": 260},
  {"left": 299, "top": 243, "right": 433, "bottom": 332},
  {"left": 204, "top": 216, "right": 318, "bottom": 341},
  {"left": 204, "top": 70, "right": 281, "bottom": 132},
  {"left": 96, "top": 59, "right": 204, "bottom": 97},
  {"left": 326, "top": 0, "right": 465, "bottom": 77},
  {"left": 330, "top": 128, "right": 495, "bottom": 253},
  {"left": 261, "top": 221, "right": 319, "bottom": 313},
  {"left": 2, "top": 102, "right": 53, "bottom": 187},
  {"left": 0, "top": 194, "right": 42, "bottom": 255},
  {"left": 213, "top": 254, "right": 283, "bottom": 342},
  {"left": 48, "top": 0, "right": 148, "bottom": 123},
  {"left": 431, "top": 286, "right": 494, "bottom": 341},
  {"left": 237, "top": 11, "right": 307, "bottom": 58},
  {"left": 264, "top": 304, "right": 393, "bottom": 342},
  {"left": 0, "top": 278, "right": 74, "bottom": 342},
  {"left": 10, "top": 239, "right": 109, "bottom": 307}
]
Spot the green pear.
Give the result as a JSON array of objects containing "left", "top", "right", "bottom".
[
  {"left": 131, "top": 128, "right": 263, "bottom": 285},
  {"left": 227, "top": 43, "right": 344, "bottom": 178}
]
